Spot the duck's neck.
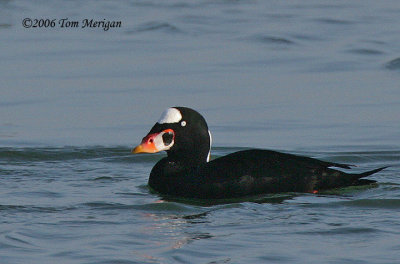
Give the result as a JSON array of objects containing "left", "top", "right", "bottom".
[
  {"left": 167, "top": 130, "right": 212, "bottom": 167},
  {"left": 167, "top": 147, "right": 209, "bottom": 168}
]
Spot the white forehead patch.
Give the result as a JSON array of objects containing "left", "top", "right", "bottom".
[{"left": 158, "top": 108, "right": 182, "bottom": 124}]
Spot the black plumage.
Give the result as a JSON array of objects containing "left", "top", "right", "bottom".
[{"left": 133, "top": 107, "right": 386, "bottom": 199}]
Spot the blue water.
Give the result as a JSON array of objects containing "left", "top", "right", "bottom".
[{"left": 1, "top": 0, "right": 400, "bottom": 263}]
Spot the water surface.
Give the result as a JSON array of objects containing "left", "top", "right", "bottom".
[{"left": 1, "top": 0, "right": 400, "bottom": 263}]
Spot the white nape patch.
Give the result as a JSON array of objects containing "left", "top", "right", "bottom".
[
  {"left": 158, "top": 108, "right": 182, "bottom": 124},
  {"left": 207, "top": 130, "right": 212, "bottom": 162}
]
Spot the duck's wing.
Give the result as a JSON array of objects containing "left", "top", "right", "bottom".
[
  {"left": 203, "top": 149, "right": 353, "bottom": 179},
  {"left": 198, "top": 149, "right": 383, "bottom": 195}
]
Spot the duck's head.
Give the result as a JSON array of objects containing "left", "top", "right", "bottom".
[{"left": 132, "top": 107, "right": 212, "bottom": 164}]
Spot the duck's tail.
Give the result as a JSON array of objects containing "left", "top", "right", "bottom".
[
  {"left": 316, "top": 166, "right": 387, "bottom": 191},
  {"left": 351, "top": 166, "right": 388, "bottom": 185},
  {"left": 357, "top": 166, "right": 388, "bottom": 178}
]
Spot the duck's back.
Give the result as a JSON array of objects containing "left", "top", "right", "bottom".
[{"left": 149, "top": 149, "right": 380, "bottom": 199}]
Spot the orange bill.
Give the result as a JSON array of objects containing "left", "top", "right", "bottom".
[{"left": 131, "top": 133, "right": 159, "bottom": 154}]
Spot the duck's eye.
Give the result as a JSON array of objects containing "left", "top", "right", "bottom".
[
  {"left": 162, "top": 131, "right": 174, "bottom": 146},
  {"left": 149, "top": 138, "right": 153, "bottom": 143},
  {"left": 180, "top": 121, "right": 186, "bottom": 127}
]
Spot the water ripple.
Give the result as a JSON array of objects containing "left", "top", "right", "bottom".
[
  {"left": 251, "top": 34, "right": 296, "bottom": 45},
  {"left": 0, "top": 146, "right": 159, "bottom": 163},
  {"left": 297, "top": 227, "right": 379, "bottom": 235},
  {"left": 0, "top": 204, "right": 76, "bottom": 213},
  {"left": 80, "top": 201, "right": 201, "bottom": 213},
  {"left": 347, "top": 48, "right": 385, "bottom": 55},
  {"left": 385, "top": 57, "right": 400, "bottom": 70},
  {"left": 313, "top": 18, "right": 355, "bottom": 25},
  {"left": 339, "top": 199, "right": 400, "bottom": 209},
  {"left": 129, "top": 21, "right": 182, "bottom": 34}
]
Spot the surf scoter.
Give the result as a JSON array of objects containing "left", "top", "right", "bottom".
[{"left": 132, "top": 107, "right": 385, "bottom": 199}]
